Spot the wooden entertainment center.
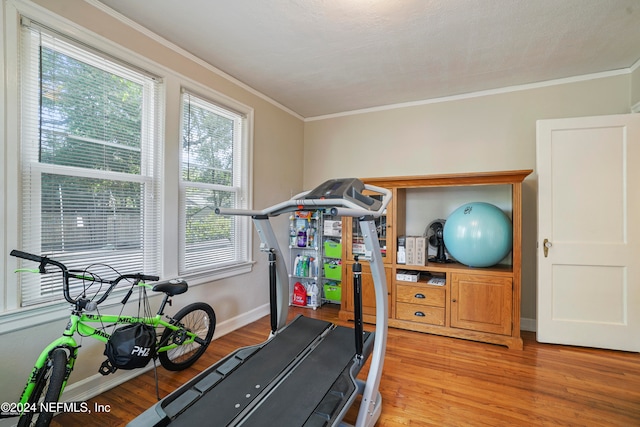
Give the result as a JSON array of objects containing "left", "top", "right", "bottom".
[{"left": 338, "top": 170, "right": 532, "bottom": 349}]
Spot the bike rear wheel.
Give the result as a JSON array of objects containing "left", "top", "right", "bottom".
[
  {"left": 18, "top": 348, "right": 68, "bottom": 427},
  {"left": 158, "top": 302, "right": 215, "bottom": 371}
]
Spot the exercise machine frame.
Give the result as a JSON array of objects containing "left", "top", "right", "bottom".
[{"left": 128, "top": 178, "right": 390, "bottom": 427}]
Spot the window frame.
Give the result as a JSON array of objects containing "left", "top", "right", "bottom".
[
  {"left": 17, "top": 22, "right": 163, "bottom": 307},
  {"left": 178, "top": 88, "right": 253, "bottom": 279},
  {"left": 0, "top": 0, "right": 254, "bottom": 328}
]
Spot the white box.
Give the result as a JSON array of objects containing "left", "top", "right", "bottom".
[
  {"left": 396, "top": 270, "right": 420, "bottom": 282},
  {"left": 352, "top": 243, "right": 366, "bottom": 255},
  {"left": 323, "top": 220, "right": 342, "bottom": 237},
  {"left": 427, "top": 276, "right": 446, "bottom": 286},
  {"left": 405, "top": 236, "right": 416, "bottom": 265},
  {"left": 414, "top": 236, "right": 426, "bottom": 266},
  {"left": 404, "top": 271, "right": 420, "bottom": 282},
  {"left": 397, "top": 235, "right": 406, "bottom": 264},
  {"left": 405, "top": 236, "right": 426, "bottom": 266}
]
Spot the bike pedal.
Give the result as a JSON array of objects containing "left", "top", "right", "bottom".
[{"left": 99, "top": 359, "right": 117, "bottom": 376}]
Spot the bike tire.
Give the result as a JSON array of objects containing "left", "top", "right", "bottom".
[
  {"left": 158, "top": 302, "right": 215, "bottom": 371},
  {"left": 18, "top": 348, "right": 68, "bottom": 427}
]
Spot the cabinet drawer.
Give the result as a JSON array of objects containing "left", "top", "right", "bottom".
[
  {"left": 396, "top": 284, "right": 445, "bottom": 307},
  {"left": 396, "top": 303, "right": 445, "bottom": 325}
]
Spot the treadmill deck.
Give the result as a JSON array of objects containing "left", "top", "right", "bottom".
[{"left": 128, "top": 315, "right": 373, "bottom": 427}]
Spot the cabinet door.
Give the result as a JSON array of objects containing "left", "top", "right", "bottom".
[
  {"left": 344, "top": 190, "right": 392, "bottom": 264},
  {"left": 450, "top": 273, "right": 512, "bottom": 335},
  {"left": 343, "top": 263, "right": 391, "bottom": 316}
]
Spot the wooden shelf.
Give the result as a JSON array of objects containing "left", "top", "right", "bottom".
[
  {"left": 397, "top": 262, "right": 513, "bottom": 276},
  {"left": 359, "top": 170, "right": 533, "bottom": 188},
  {"left": 339, "top": 170, "right": 532, "bottom": 349}
]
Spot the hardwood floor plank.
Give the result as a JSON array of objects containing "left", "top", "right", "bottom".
[{"left": 51, "top": 304, "right": 640, "bottom": 426}]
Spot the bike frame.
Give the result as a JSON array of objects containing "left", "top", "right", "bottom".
[{"left": 18, "top": 288, "right": 200, "bottom": 407}]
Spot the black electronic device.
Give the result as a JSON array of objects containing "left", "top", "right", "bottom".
[
  {"left": 425, "top": 219, "right": 452, "bottom": 263},
  {"left": 303, "top": 178, "right": 382, "bottom": 211}
]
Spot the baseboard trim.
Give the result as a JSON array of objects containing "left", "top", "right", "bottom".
[
  {"left": 59, "top": 303, "right": 270, "bottom": 403},
  {"left": 520, "top": 317, "right": 536, "bottom": 332}
]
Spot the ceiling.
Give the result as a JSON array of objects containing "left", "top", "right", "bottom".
[{"left": 96, "top": 0, "right": 640, "bottom": 118}]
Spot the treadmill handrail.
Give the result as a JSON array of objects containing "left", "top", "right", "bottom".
[
  {"left": 215, "top": 183, "right": 391, "bottom": 218},
  {"left": 127, "top": 178, "right": 389, "bottom": 427}
]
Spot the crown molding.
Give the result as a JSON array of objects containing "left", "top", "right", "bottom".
[
  {"left": 305, "top": 69, "right": 631, "bottom": 121},
  {"left": 84, "top": 0, "right": 303, "bottom": 121}
]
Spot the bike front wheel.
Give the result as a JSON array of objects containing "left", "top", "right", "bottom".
[
  {"left": 18, "top": 348, "right": 68, "bottom": 427},
  {"left": 158, "top": 302, "right": 216, "bottom": 371}
]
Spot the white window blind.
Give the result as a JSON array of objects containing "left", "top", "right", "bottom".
[
  {"left": 18, "top": 20, "right": 162, "bottom": 306},
  {"left": 179, "top": 91, "right": 249, "bottom": 274}
]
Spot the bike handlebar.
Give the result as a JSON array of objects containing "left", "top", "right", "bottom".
[
  {"left": 10, "top": 249, "right": 160, "bottom": 305},
  {"left": 10, "top": 249, "right": 45, "bottom": 264}
]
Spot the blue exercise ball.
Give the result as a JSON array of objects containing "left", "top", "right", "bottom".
[{"left": 443, "top": 202, "right": 512, "bottom": 268}]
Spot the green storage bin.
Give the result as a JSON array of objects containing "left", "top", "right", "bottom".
[
  {"left": 324, "top": 263, "right": 342, "bottom": 280},
  {"left": 324, "top": 283, "right": 341, "bottom": 301},
  {"left": 324, "top": 240, "right": 342, "bottom": 258}
]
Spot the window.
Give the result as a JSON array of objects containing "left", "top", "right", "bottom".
[
  {"left": 18, "top": 20, "right": 161, "bottom": 306},
  {"left": 179, "top": 91, "right": 250, "bottom": 275}
]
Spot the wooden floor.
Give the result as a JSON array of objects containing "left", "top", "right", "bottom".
[{"left": 52, "top": 304, "right": 640, "bottom": 426}]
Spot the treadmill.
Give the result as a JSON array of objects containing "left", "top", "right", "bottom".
[{"left": 128, "top": 178, "right": 390, "bottom": 427}]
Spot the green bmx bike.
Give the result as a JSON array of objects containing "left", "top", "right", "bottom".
[{"left": 7, "top": 250, "right": 216, "bottom": 427}]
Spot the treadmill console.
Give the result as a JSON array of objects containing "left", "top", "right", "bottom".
[{"left": 303, "top": 178, "right": 382, "bottom": 211}]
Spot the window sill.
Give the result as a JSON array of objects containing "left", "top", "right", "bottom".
[
  {"left": 0, "top": 261, "right": 254, "bottom": 336},
  {"left": 180, "top": 260, "right": 255, "bottom": 287}
]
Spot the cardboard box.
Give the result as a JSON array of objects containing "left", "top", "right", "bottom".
[
  {"left": 396, "top": 270, "right": 420, "bottom": 282},
  {"left": 404, "top": 236, "right": 426, "bottom": 266},
  {"left": 323, "top": 220, "right": 342, "bottom": 237},
  {"left": 405, "top": 236, "right": 415, "bottom": 265},
  {"left": 414, "top": 236, "right": 427, "bottom": 266}
]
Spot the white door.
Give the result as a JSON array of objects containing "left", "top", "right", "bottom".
[{"left": 537, "top": 113, "right": 640, "bottom": 351}]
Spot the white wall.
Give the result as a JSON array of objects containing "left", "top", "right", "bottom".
[
  {"left": 303, "top": 74, "right": 634, "bottom": 324},
  {"left": 0, "top": 0, "right": 304, "bottom": 410},
  {"left": 632, "top": 63, "right": 640, "bottom": 111}
]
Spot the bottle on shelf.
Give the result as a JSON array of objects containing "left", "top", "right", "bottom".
[
  {"left": 297, "top": 229, "right": 307, "bottom": 247},
  {"left": 308, "top": 226, "right": 315, "bottom": 248},
  {"left": 293, "top": 282, "right": 306, "bottom": 306},
  {"left": 290, "top": 214, "right": 298, "bottom": 246},
  {"left": 307, "top": 281, "right": 319, "bottom": 307}
]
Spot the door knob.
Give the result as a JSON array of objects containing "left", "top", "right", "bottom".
[{"left": 543, "top": 239, "right": 552, "bottom": 257}]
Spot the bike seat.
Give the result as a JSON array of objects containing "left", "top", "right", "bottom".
[{"left": 152, "top": 279, "right": 188, "bottom": 296}]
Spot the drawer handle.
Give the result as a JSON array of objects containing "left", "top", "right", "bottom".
[
  {"left": 414, "top": 311, "right": 425, "bottom": 317},
  {"left": 414, "top": 293, "right": 425, "bottom": 299}
]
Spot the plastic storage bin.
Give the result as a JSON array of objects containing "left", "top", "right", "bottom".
[
  {"left": 324, "top": 240, "right": 342, "bottom": 258},
  {"left": 324, "top": 263, "right": 342, "bottom": 280},
  {"left": 323, "top": 283, "right": 341, "bottom": 301}
]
